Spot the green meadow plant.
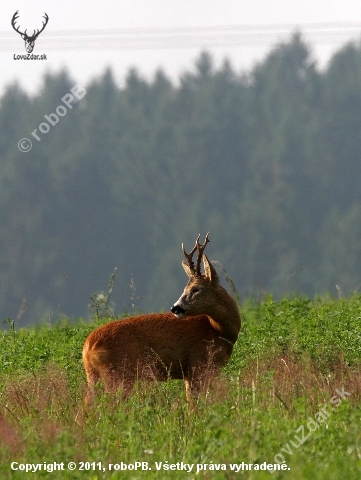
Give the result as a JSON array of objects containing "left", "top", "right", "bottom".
[{"left": 0, "top": 295, "right": 361, "bottom": 479}]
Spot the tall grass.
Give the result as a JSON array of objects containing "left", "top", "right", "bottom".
[{"left": 1, "top": 295, "right": 361, "bottom": 479}]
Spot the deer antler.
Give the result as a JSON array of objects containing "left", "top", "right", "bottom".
[
  {"left": 195, "top": 232, "right": 210, "bottom": 276},
  {"left": 182, "top": 233, "right": 210, "bottom": 276},
  {"left": 11, "top": 11, "right": 25, "bottom": 36},
  {"left": 182, "top": 234, "right": 200, "bottom": 275},
  {"left": 33, "top": 13, "right": 49, "bottom": 39},
  {"left": 11, "top": 11, "right": 49, "bottom": 40}
]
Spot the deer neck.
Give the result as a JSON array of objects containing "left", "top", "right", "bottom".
[{"left": 207, "top": 288, "right": 241, "bottom": 344}]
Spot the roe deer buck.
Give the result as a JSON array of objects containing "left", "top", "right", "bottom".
[{"left": 82, "top": 233, "right": 241, "bottom": 404}]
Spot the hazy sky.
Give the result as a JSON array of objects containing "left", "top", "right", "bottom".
[{"left": 1, "top": 0, "right": 361, "bottom": 95}]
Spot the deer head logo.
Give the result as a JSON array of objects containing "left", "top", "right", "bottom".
[{"left": 11, "top": 11, "right": 49, "bottom": 53}]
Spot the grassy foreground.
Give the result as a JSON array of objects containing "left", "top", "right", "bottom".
[{"left": 1, "top": 295, "right": 361, "bottom": 479}]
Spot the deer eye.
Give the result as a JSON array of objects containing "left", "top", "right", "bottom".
[{"left": 191, "top": 288, "right": 200, "bottom": 295}]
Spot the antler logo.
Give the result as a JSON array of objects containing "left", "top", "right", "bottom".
[{"left": 11, "top": 10, "right": 49, "bottom": 53}]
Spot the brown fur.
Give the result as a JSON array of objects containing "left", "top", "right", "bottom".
[{"left": 83, "top": 251, "right": 241, "bottom": 404}]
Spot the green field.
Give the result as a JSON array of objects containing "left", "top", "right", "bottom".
[{"left": 1, "top": 295, "right": 361, "bottom": 479}]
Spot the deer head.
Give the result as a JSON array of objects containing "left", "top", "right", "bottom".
[
  {"left": 171, "top": 232, "right": 222, "bottom": 318},
  {"left": 11, "top": 11, "right": 49, "bottom": 53}
]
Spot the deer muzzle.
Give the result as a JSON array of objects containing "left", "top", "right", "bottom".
[{"left": 171, "top": 304, "right": 186, "bottom": 317}]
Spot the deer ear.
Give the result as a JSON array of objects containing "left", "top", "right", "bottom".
[
  {"left": 182, "top": 260, "right": 195, "bottom": 279},
  {"left": 203, "top": 255, "right": 219, "bottom": 284}
]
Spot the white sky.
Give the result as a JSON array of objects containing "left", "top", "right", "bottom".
[{"left": 1, "top": 0, "right": 361, "bottom": 95}]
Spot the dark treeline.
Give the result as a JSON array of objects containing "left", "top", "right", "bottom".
[{"left": 2, "top": 33, "right": 361, "bottom": 324}]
